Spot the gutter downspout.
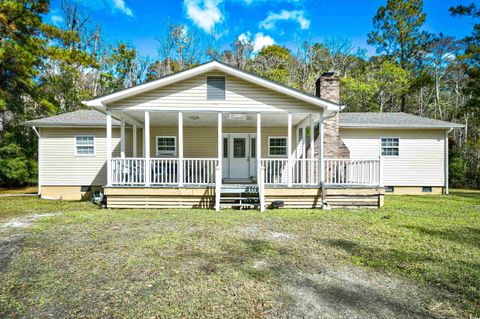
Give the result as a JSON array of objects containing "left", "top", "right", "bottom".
[
  {"left": 445, "top": 128, "right": 453, "bottom": 195},
  {"left": 32, "top": 126, "right": 41, "bottom": 197}
]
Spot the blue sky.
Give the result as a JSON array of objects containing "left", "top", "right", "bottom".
[{"left": 47, "top": 0, "right": 476, "bottom": 58}]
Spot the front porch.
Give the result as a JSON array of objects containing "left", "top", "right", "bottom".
[{"left": 104, "top": 110, "right": 384, "bottom": 210}]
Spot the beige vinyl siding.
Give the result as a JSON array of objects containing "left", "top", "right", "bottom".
[
  {"left": 149, "top": 126, "right": 296, "bottom": 158},
  {"left": 40, "top": 127, "right": 135, "bottom": 186},
  {"left": 108, "top": 72, "right": 320, "bottom": 113},
  {"left": 340, "top": 128, "right": 445, "bottom": 186}
]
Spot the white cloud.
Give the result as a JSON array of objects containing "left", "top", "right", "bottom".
[
  {"left": 50, "top": 14, "right": 64, "bottom": 26},
  {"left": 253, "top": 33, "right": 275, "bottom": 51},
  {"left": 259, "top": 10, "right": 310, "bottom": 30},
  {"left": 238, "top": 32, "right": 275, "bottom": 52},
  {"left": 184, "top": 0, "right": 223, "bottom": 34},
  {"left": 112, "top": 0, "right": 133, "bottom": 17},
  {"left": 237, "top": 31, "right": 251, "bottom": 44}
]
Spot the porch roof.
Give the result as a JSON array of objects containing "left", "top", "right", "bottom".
[
  {"left": 339, "top": 112, "right": 464, "bottom": 129},
  {"left": 23, "top": 110, "right": 123, "bottom": 128}
]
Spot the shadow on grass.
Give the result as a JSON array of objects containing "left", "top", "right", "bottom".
[
  {"left": 321, "top": 238, "right": 480, "bottom": 309},
  {"left": 449, "top": 191, "right": 480, "bottom": 200},
  {"left": 182, "top": 237, "right": 438, "bottom": 318},
  {"left": 402, "top": 225, "right": 480, "bottom": 248}
]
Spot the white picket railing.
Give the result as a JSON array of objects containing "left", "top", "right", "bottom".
[
  {"left": 110, "top": 158, "right": 218, "bottom": 186},
  {"left": 111, "top": 158, "right": 382, "bottom": 187},
  {"left": 324, "top": 159, "right": 381, "bottom": 186},
  {"left": 150, "top": 158, "right": 179, "bottom": 185},
  {"left": 111, "top": 158, "right": 146, "bottom": 186},
  {"left": 292, "top": 159, "right": 319, "bottom": 185},
  {"left": 183, "top": 158, "right": 217, "bottom": 184},
  {"left": 260, "top": 159, "right": 288, "bottom": 184}
]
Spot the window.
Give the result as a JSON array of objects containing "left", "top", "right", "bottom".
[
  {"left": 385, "top": 186, "right": 394, "bottom": 193},
  {"left": 422, "top": 186, "right": 432, "bottom": 193},
  {"left": 75, "top": 136, "right": 95, "bottom": 156},
  {"left": 156, "top": 136, "right": 176, "bottom": 156},
  {"left": 223, "top": 137, "right": 228, "bottom": 158},
  {"left": 381, "top": 138, "right": 399, "bottom": 156},
  {"left": 233, "top": 138, "right": 246, "bottom": 158},
  {"left": 251, "top": 138, "right": 256, "bottom": 158},
  {"left": 269, "top": 137, "right": 287, "bottom": 156},
  {"left": 207, "top": 76, "right": 225, "bottom": 100}
]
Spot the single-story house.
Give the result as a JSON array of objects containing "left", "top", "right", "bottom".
[{"left": 24, "top": 60, "right": 463, "bottom": 210}]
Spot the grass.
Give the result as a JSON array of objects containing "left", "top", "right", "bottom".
[
  {"left": 0, "top": 186, "right": 37, "bottom": 195},
  {"left": 0, "top": 190, "right": 479, "bottom": 318}
]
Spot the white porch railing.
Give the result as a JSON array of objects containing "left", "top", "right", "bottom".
[
  {"left": 292, "top": 159, "right": 319, "bottom": 185},
  {"left": 261, "top": 159, "right": 288, "bottom": 184},
  {"left": 110, "top": 158, "right": 218, "bottom": 186},
  {"left": 183, "top": 158, "right": 217, "bottom": 184},
  {"left": 111, "top": 158, "right": 382, "bottom": 187},
  {"left": 324, "top": 159, "right": 381, "bottom": 186},
  {"left": 111, "top": 158, "right": 146, "bottom": 185},
  {"left": 151, "top": 158, "right": 179, "bottom": 185}
]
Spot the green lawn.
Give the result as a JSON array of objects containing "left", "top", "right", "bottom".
[{"left": 0, "top": 190, "right": 479, "bottom": 318}]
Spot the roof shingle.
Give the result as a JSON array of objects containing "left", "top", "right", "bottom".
[
  {"left": 339, "top": 112, "right": 464, "bottom": 129},
  {"left": 23, "top": 110, "right": 121, "bottom": 127}
]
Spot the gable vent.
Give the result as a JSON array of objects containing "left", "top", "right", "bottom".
[{"left": 207, "top": 76, "right": 226, "bottom": 100}]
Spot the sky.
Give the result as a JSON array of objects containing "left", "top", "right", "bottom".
[{"left": 46, "top": 0, "right": 476, "bottom": 58}]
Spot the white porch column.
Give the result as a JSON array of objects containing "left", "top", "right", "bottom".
[
  {"left": 217, "top": 112, "right": 223, "bottom": 174},
  {"left": 132, "top": 124, "right": 137, "bottom": 157},
  {"left": 144, "top": 111, "right": 150, "bottom": 186},
  {"left": 178, "top": 112, "right": 184, "bottom": 187},
  {"left": 302, "top": 120, "right": 307, "bottom": 183},
  {"left": 318, "top": 113, "right": 324, "bottom": 184},
  {"left": 106, "top": 111, "right": 112, "bottom": 186},
  {"left": 444, "top": 129, "right": 451, "bottom": 194},
  {"left": 309, "top": 115, "right": 314, "bottom": 183},
  {"left": 216, "top": 112, "right": 223, "bottom": 211},
  {"left": 287, "top": 113, "right": 292, "bottom": 187},
  {"left": 256, "top": 113, "right": 262, "bottom": 180},
  {"left": 120, "top": 117, "right": 126, "bottom": 158}
]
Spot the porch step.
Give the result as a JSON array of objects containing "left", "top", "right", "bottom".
[{"left": 218, "top": 183, "right": 260, "bottom": 210}]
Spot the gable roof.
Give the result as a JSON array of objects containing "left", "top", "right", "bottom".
[
  {"left": 339, "top": 112, "right": 464, "bottom": 129},
  {"left": 83, "top": 60, "right": 341, "bottom": 112},
  {"left": 23, "top": 110, "right": 122, "bottom": 127}
]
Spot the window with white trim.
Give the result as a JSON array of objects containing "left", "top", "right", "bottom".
[
  {"left": 381, "top": 138, "right": 399, "bottom": 156},
  {"left": 156, "top": 136, "right": 176, "bottom": 156},
  {"left": 269, "top": 137, "right": 287, "bottom": 156},
  {"left": 75, "top": 136, "right": 95, "bottom": 156}
]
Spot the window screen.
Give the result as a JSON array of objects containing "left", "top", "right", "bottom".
[
  {"left": 207, "top": 76, "right": 225, "bottom": 100},
  {"left": 75, "top": 136, "right": 95, "bottom": 155},
  {"left": 381, "top": 138, "right": 399, "bottom": 156}
]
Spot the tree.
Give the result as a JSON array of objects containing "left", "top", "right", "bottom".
[
  {"left": 367, "top": 0, "right": 432, "bottom": 111},
  {"left": 100, "top": 42, "right": 148, "bottom": 93},
  {"left": 157, "top": 23, "right": 199, "bottom": 75},
  {"left": 248, "top": 45, "right": 292, "bottom": 85}
]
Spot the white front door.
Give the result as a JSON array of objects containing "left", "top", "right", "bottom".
[{"left": 226, "top": 133, "right": 258, "bottom": 179}]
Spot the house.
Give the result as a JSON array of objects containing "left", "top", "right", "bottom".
[{"left": 24, "top": 61, "right": 463, "bottom": 209}]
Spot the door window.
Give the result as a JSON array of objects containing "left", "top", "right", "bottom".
[{"left": 233, "top": 138, "right": 246, "bottom": 158}]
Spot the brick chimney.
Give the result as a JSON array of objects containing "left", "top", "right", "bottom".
[{"left": 315, "top": 72, "right": 350, "bottom": 159}]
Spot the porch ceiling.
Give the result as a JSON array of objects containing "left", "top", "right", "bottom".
[{"left": 115, "top": 111, "right": 312, "bottom": 127}]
